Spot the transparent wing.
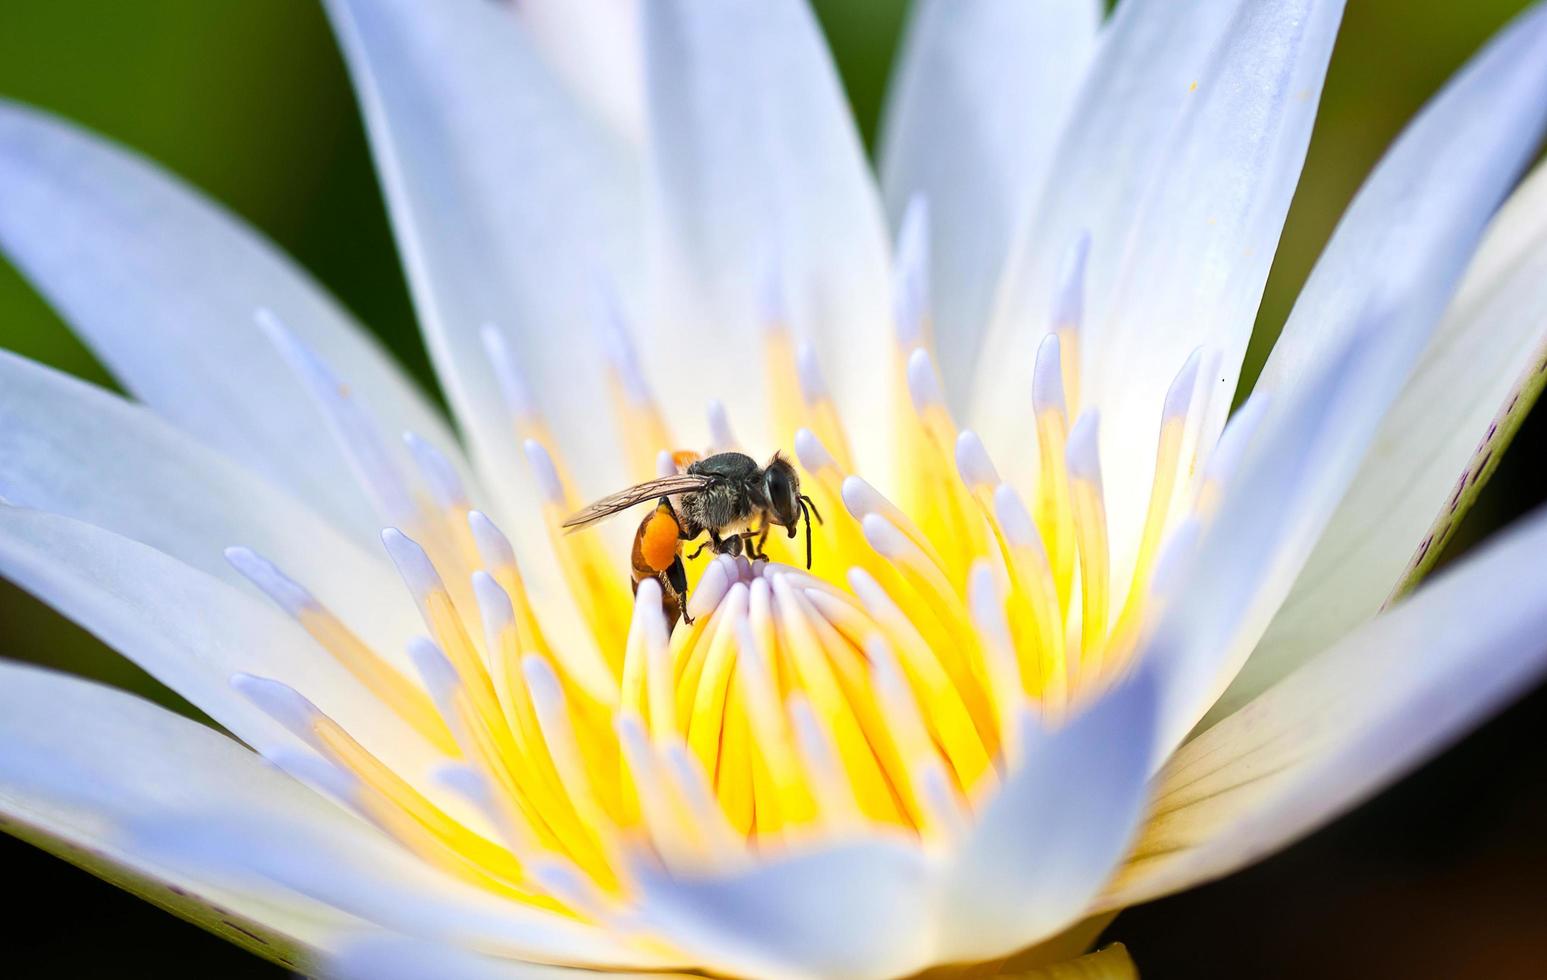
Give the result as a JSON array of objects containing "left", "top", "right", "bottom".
[{"left": 561, "top": 474, "right": 714, "bottom": 530}]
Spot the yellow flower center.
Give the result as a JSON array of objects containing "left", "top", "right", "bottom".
[{"left": 233, "top": 281, "right": 1215, "bottom": 960}]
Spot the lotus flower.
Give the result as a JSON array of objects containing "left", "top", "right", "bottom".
[{"left": 3, "top": 1, "right": 1547, "bottom": 977}]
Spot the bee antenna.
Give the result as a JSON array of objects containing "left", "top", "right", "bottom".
[
  {"left": 800, "top": 497, "right": 815, "bottom": 569},
  {"left": 800, "top": 494, "right": 823, "bottom": 525}
]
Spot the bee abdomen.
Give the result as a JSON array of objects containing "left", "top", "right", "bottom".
[{"left": 632, "top": 501, "right": 683, "bottom": 580}]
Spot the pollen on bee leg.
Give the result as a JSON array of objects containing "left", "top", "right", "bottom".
[{"left": 223, "top": 546, "right": 458, "bottom": 755}]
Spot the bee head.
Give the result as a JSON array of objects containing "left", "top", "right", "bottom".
[{"left": 762, "top": 454, "right": 803, "bottom": 535}]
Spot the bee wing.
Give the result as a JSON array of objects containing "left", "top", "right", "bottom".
[{"left": 561, "top": 474, "right": 714, "bottom": 531}]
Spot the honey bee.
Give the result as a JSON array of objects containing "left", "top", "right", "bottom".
[{"left": 563, "top": 452, "right": 823, "bottom": 627}]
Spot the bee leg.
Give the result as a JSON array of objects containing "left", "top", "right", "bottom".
[
  {"left": 667, "top": 555, "right": 692, "bottom": 626},
  {"left": 799, "top": 498, "right": 815, "bottom": 569},
  {"left": 756, "top": 524, "right": 771, "bottom": 557},
  {"left": 738, "top": 530, "right": 760, "bottom": 560},
  {"left": 686, "top": 539, "right": 712, "bottom": 561}
]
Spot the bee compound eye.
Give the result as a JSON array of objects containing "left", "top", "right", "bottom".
[{"left": 764, "top": 462, "right": 798, "bottom": 526}]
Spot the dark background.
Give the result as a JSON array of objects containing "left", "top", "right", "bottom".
[{"left": 2, "top": 1, "right": 1545, "bottom": 976}]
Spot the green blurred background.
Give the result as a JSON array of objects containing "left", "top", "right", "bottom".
[{"left": 2, "top": 1, "right": 1545, "bottom": 976}]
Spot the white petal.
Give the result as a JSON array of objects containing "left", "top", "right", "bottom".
[
  {"left": 326, "top": 933, "right": 655, "bottom": 980},
  {"left": 640, "top": 0, "right": 895, "bottom": 475},
  {"left": 1104, "top": 504, "right": 1547, "bottom": 908},
  {"left": 934, "top": 667, "right": 1158, "bottom": 963},
  {"left": 638, "top": 840, "right": 933, "bottom": 980},
  {"left": 1149, "top": 5, "right": 1547, "bottom": 749},
  {"left": 0, "top": 101, "right": 464, "bottom": 546},
  {"left": 877, "top": 0, "right": 1101, "bottom": 400},
  {"left": 971, "top": 0, "right": 1247, "bottom": 478},
  {"left": 0, "top": 660, "right": 360, "bottom": 966},
  {"left": 1088, "top": 0, "right": 1346, "bottom": 586},
  {"left": 0, "top": 351, "right": 420, "bottom": 676},
  {"left": 1144, "top": 313, "right": 1393, "bottom": 755},
  {"left": 322, "top": 0, "right": 641, "bottom": 612},
  {"left": 1256, "top": 4, "right": 1547, "bottom": 392},
  {"left": 137, "top": 813, "right": 675, "bottom": 969},
  {"left": 518, "top": 0, "right": 645, "bottom": 145},
  {"left": 1208, "top": 7, "right": 1547, "bottom": 722},
  {"left": 0, "top": 506, "right": 463, "bottom": 823},
  {"left": 984, "top": 0, "right": 1343, "bottom": 586}
]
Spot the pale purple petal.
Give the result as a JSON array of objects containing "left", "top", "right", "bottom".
[{"left": 878, "top": 0, "right": 1102, "bottom": 400}]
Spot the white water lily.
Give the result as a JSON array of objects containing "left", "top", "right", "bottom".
[{"left": 3, "top": 0, "right": 1547, "bottom": 976}]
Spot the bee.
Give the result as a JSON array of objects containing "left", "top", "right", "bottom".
[{"left": 563, "top": 452, "right": 823, "bottom": 625}]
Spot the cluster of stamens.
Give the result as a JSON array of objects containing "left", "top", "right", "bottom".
[{"left": 220, "top": 211, "right": 1235, "bottom": 960}]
